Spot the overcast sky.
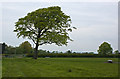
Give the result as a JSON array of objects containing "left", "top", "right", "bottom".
[{"left": 0, "top": 2, "right": 118, "bottom": 53}]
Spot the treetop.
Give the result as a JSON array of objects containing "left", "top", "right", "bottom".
[{"left": 14, "top": 6, "right": 76, "bottom": 46}]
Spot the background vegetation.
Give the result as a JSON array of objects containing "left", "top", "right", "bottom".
[{"left": 2, "top": 41, "right": 119, "bottom": 58}]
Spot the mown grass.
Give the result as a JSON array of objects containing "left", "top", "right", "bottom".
[
  {"left": 2, "top": 58, "right": 118, "bottom": 77},
  {"left": 0, "top": 59, "right": 2, "bottom": 78}
]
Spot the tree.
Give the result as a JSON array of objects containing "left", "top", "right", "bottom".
[
  {"left": 6, "top": 46, "right": 16, "bottom": 54},
  {"left": 14, "top": 6, "right": 76, "bottom": 59},
  {"left": 16, "top": 47, "right": 23, "bottom": 54},
  {"left": 66, "top": 50, "right": 72, "bottom": 54},
  {"left": 97, "top": 42, "right": 113, "bottom": 55},
  {"left": 2, "top": 43, "right": 7, "bottom": 54},
  {"left": 19, "top": 41, "right": 32, "bottom": 54},
  {"left": 114, "top": 50, "right": 119, "bottom": 54},
  {"left": 89, "top": 52, "right": 94, "bottom": 54}
]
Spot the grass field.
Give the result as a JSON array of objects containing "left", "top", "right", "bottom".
[
  {"left": 2, "top": 58, "right": 118, "bottom": 77},
  {"left": 0, "top": 59, "right": 2, "bottom": 78}
]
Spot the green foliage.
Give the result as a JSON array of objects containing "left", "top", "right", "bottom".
[
  {"left": 14, "top": 6, "right": 76, "bottom": 59},
  {"left": 114, "top": 50, "right": 119, "bottom": 54},
  {"left": 66, "top": 50, "right": 72, "bottom": 54},
  {"left": 14, "top": 6, "right": 75, "bottom": 46},
  {"left": 52, "top": 51, "right": 59, "bottom": 53},
  {"left": 4, "top": 41, "right": 32, "bottom": 54},
  {"left": 5, "top": 46, "right": 16, "bottom": 54},
  {"left": 15, "top": 47, "right": 23, "bottom": 54},
  {"left": 97, "top": 42, "right": 113, "bottom": 55},
  {"left": 38, "top": 49, "right": 48, "bottom": 54},
  {"left": 19, "top": 41, "right": 32, "bottom": 54},
  {"left": 2, "top": 43, "right": 7, "bottom": 54},
  {"left": 26, "top": 53, "right": 119, "bottom": 58},
  {"left": 89, "top": 52, "right": 94, "bottom": 54}
]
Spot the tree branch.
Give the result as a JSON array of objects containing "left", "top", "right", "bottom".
[
  {"left": 39, "top": 28, "right": 49, "bottom": 37},
  {"left": 39, "top": 41, "right": 52, "bottom": 45},
  {"left": 26, "top": 26, "right": 37, "bottom": 36},
  {"left": 28, "top": 34, "right": 36, "bottom": 44}
]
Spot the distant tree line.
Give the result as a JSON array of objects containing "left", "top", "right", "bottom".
[
  {"left": 2, "top": 41, "right": 33, "bottom": 54},
  {"left": 1, "top": 41, "right": 120, "bottom": 58},
  {"left": 26, "top": 53, "right": 119, "bottom": 58}
]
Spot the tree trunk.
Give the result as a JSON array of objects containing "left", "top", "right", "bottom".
[
  {"left": 33, "top": 28, "right": 41, "bottom": 59},
  {"left": 33, "top": 43, "right": 39, "bottom": 59}
]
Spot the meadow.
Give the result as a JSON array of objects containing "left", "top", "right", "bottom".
[
  {"left": 2, "top": 58, "right": 118, "bottom": 77},
  {"left": 0, "top": 58, "right": 2, "bottom": 78}
]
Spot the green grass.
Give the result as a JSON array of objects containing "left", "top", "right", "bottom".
[
  {"left": 0, "top": 55, "right": 2, "bottom": 78},
  {"left": 2, "top": 58, "right": 118, "bottom": 77},
  {"left": 0, "top": 59, "right": 2, "bottom": 78}
]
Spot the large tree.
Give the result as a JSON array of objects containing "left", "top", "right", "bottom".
[
  {"left": 14, "top": 6, "right": 76, "bottom": 59},
  {"left": 97, "top": 42, "right": 113, "bottom": 55}
]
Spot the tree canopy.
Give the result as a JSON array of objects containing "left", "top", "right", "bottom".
[
  {"left": 114, "top": 50, "right": 119, "bottom": 54},
  {"left": 97, "top": 42, "right": 113, "bottom": 55},
  {"left": 2, "top": 43, "right": 7, "bottom": 54},
  {"left": 19, "top": 41, "right": 32, "bottom": 54},
  {"left": 14, "top": 6, "right": 76, "bottom": 59}
]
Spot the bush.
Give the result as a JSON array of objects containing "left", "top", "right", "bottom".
[{"left": 26, "top": 53, "right": 120, "bottom": 58}]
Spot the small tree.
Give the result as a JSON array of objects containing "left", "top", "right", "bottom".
[
  {"left": 16, "top": 47, "right": 23, "bottom": 54},
  {"left": 2, "top": 43, "right": 7, "bottom": 54},
  {"left": 14, "top": 6, "right": 76, "bottom": 59},
  {"left": 97, "top": 42, "right": 113, "bottom": 55},
  {"left": 6, "top": 46, "right": 16, "bottom": 54},
  {"left": 114, "top": 50, "right": 119, "bottom": 54},
  {"left": 89, "top": 52, "right": 94, "bottom": 54},
  {"left": 19, "top": 41, "right": 32, "bottom": 54},
  {"left": 66, "top": 50, "right": 72, "bottom": 54}
]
